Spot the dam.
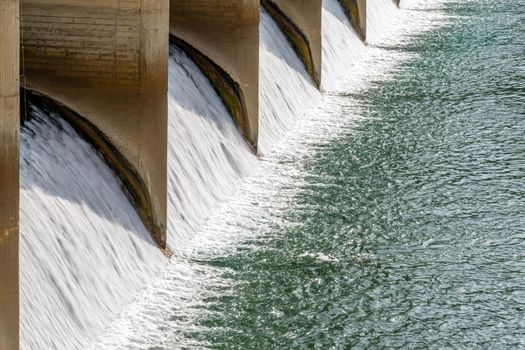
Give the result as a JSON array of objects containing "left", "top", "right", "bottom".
[{"left": 2, "top": 0, "right": 524, "bottom": 348}]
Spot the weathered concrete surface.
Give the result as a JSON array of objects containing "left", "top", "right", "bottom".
[
  {"left": 0, "top": 1, "right": 20, "bottom": 349},
  {"left": 20, "top": 0, "right": 169, "bottom": 248},
  {"left": 262, "top": 0, "right": 322, "bottom": 88},
  {"left": 170, "top": 0, "right": 259, "bottom": 151},
  {"left": 338, "top": 0, "right": 366, "bottom": 41}
]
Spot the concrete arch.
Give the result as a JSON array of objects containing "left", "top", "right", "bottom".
[{"left": 23, "top": 89, "right": 169, "bottom": 254}]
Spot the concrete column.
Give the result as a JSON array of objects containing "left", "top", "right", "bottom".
[
  {"left": 0, "top": 0, "right": 20, "bottom": 349},
  {"left": 20, "top": 0, "right": 169, "bottom": 249},
  {"left": 262, "top": 0, "right": 322, "bottom": 87},
  {"left": 338, "top": 0, "right": 366, "bottom": 41},
  {"left": 170, "top": 0, "right": 260, "bottom": 151}
]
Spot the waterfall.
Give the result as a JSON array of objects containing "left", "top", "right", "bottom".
[
  {"left": 258, "top": 9, "right": 321, "bottom": 154},
  {"left": 322, "top": 0, "right": 405, "bottom": 92},
  {"left": 367, "top": 0, "right": 400, "bottom": 42},
  {"left": 167, "top": 45, "right": 258, "bottom": 248},
  {"left": 168, "top": 9, "right": 323, "bottom": 243},
  {"left": 20, "top": 104, "right": 166, "bottom": 350},
  {"left": 88, "top": 10, "right": 328, "bottom": 349},
  {"left": 19, "top": 1, "right": 437, "bottom": 348},
  {"left": 321, "top": 0, "right": 367, "bottom": 89}
]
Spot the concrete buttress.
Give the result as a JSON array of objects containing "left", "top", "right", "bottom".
[
  {"left": 169, "top": 0, "right": 260, "bottom": 151},
  {"left": 0, "top": 0, "right": 20, "bottom": 349},
  {"left": 20, "top": 0, "right": 170, "bottom": 249},
  {"left": 338, "top": 0, "right": 366, "bottom": 41}
]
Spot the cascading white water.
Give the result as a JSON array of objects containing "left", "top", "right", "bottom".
[
  {"left": 367, "top": 0, "right": 400, "bottom": 42},
  {"left": 89, "top": 11, "right": 326, "bottom": 349},
  {"left": 20, "top": 105, "right": 166, "bottom": 350},
  {"left": 321, "top": 0, "right": 367, "bottom": 89},
  {"left": 167, "top": 45, "right": 257, "bottom": 248},
  {"left": 322, "top": 0, "right": 405, "bottom": 93},
  {"left": 258, "top": 9, "right": 321, "bottom": 154}
]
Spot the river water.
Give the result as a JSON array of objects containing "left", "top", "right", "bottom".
[{"left": 173, "top": 0, "right": 525, "bottom": 348}]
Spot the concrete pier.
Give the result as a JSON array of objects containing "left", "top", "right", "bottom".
[
  {"left": 338, "top": 0, "right": 366, "bottom": 41},
  {"left": 170, "top": 0, "right": 260, "bottom": 151},
  {"left": 20, "top": 0, "right": 170, "bottom": 248},
  {"left": 0, "top": 1, "right": 20, "bottom": 349},
  {"left": 261, "top": 0, "right": 322, "bottom": 87}
]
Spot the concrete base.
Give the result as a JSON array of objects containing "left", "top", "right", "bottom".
[
  {"left": 20, "top": 0, "right": 169, "bottom": 248},
  {"left": 0, "top": 1, "right": 19, "bottom": 349},
  {"left": 170, "top": 0, "right": 259, "bottom": 151},
  {"left": 262, "top": 0, "right": 322, "bottom": 87}
]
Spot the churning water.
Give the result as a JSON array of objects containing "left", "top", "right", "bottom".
[{"left": 20, "top": 0, "right": 524, "bottom": 348}]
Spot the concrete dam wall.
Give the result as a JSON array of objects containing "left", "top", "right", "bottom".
[
  {"left": 0, "top": 2, "right": 20, "bottom": 350},
  {"left": 0, "top": 0, "right": 403, "bottom": 348}
]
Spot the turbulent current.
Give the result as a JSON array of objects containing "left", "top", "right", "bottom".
[{"left": 19, "top": 0, "right": 524, "bottom": 348}]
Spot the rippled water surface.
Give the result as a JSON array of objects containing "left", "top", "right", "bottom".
[{"left": 183, "top": 1, "right": 525, "bottom": 348}]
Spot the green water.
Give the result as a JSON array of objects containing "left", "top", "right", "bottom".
[{"left": 190, "top": 1, "right": 524, "bottom": 348}]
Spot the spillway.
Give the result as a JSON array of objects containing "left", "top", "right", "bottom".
[
  {"left": 18, "top": 0, "right": 444, "bottom": 348},
  {"left": 89, "top": 8, "right": 328, "bottom": 349},
  {"left": 20, "top": 103, "right": 166, "bottom": 350},
  {"left": 321, "top": 0, "right": 367, "bottom": 89},
  {"left": 367, "top": 0, "right": 400, "bottom": 42},
  {"left": 20, "top": 41, "right": 260, "bottom": 349}
]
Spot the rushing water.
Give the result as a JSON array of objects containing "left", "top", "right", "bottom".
[
  {"left": 167, "top": 45, "right": 257, "bottom": 247},
  {"left": 20, "top": 0, "right": 524, "bottom": 348},
  {"left": 174, "top": 0, "right": 524, "bottom": 348},
  {"left": 320, "top": 0, "right": 366, "bottom": 89},
  {"left": 259, "top": 9, "right": 321, "bottom": 154},
  {"left": 89, "top": 10, "right": 324, "bottom": 349}
]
